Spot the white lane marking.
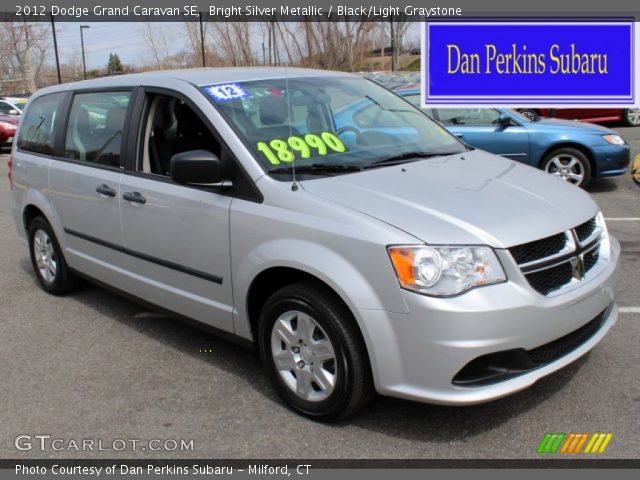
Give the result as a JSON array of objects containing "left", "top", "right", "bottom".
[
  {"left": 619, "top": 307, "right": 640, "bottom": 314},
  {"left": 605, "top": 218, "right": 640, "bottom": 221}
]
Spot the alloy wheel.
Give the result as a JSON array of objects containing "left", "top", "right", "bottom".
[
  {"left": 33, "top": 229, "right": 57, "bottom": 283},
  {"left": 626, "top": 108, "right": 640, "bottom": 126},
  {"left": 270, "top": 310, "right": 337, "bottom": 402},
  {"left": 544, "top": 154, "right": 585, "bottom": 185}
]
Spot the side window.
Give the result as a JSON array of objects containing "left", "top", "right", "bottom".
[
  {"left": 437, "top": 108, "right": 501, "bottom": 125},
  {"left": 16, "top": 94, "right": 63, "bottom": 155},
  {"left": 0, "top": 101, "right": 14, "bottom": 114},
  {"left": 140, "top": 94, "right": 221, "bottom": 176},
  {"left": 64, "top": 91, "right": 131, "bottom": 167}
]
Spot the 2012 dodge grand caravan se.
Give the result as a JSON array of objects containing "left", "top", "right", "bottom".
[{"left": 9, "top": 68, "right": 620, "bottom": 420}]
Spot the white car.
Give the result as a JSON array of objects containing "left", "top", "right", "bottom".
[{"left": 0, "top": 97, "right": 28, "bottom": 116}]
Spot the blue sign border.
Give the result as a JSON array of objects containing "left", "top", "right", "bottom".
[{"left": 423, "top": 20, "right": 636, "bottom": 106}]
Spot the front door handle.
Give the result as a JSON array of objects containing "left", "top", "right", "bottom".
[
  {"left": 122, "top": 191, "right": 146, "bottom": 204},
  {"left": 96, "top": 184, "right": 116, "bottom": 197}
]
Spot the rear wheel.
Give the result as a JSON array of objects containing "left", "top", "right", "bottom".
[
  {"left": 624, "top": 108, "right": 640, "bottom": 127},
  {"left": 541, "top": 147, "right": 591, "bottom": 188},
  {"left": 519, "top": 109, "right": 539, "bottom": 121},
  {"left": 28, "top": 216, "right": 80, "bottom": 295},
  {"left": 258, "top": 281, "right": 374, "bottom": 421}
]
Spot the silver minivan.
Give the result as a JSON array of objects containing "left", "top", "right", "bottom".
[{"left": 9, "top": 68, "right": 620, "bottom": 420}]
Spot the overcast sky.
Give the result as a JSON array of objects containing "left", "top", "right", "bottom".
[
  {"left": 52, "top": 21, "right": 421, "bottom": 70},
  {"left": 53, "top": 22, "right": 183, "bottom": 69}
]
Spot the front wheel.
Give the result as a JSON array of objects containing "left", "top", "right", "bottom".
[
  {"left": 258, "top": 281, "right": 373, "bottom": 421},
  {"left": 541, "top": 148, "right": 591, "bottom": 188},
  {"left": 624, "top": 108, "right": 640, "bottom": 127}
]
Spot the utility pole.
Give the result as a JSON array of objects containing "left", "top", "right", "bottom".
[
  {"left": 199, "top": 12, "right": 206, "bottom": 67},
  {"left": 50, "top": 14, "right": 62, "bottom": 84},
  {"left": 390, "top": 18, "right": 397, "bottom": 72},
  {"left": 22, "top": 18, "right": 37, "bottom": 92},
  {"left": 80, "top": 25, "right": 90, "bottom": 80}
]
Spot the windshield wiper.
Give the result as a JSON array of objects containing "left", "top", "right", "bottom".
[
  {"left": 269, "top": 163, "right": 363, "bottom": 175},
  {"left": 364, "top": 151, "right": 459, "bottom": 169}
]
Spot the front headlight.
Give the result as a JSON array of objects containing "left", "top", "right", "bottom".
[
  {"left": 595, "top": 211, "right": 611, "bottom": 256},
  {"left": 388, "top": 245, "right": 506, "bottom": 296},
  {"left": 602, "top": 134, "right": 625, "bottom": 145}
]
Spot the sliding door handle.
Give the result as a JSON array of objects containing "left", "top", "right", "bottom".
[
  {"left": 122, "top": 191, "right": 146, "bottom": 204},
  {"left": 96, "top": 184, "right": 116, "bottom": 197}
]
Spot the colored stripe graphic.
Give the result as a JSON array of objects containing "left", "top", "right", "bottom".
[
  {"left": 540, "top": 433, "right": 613, "bottom": 454},
  {"left": 563, "top": 433, "right": 589, "bottom": 454},
  {"left": 537, "top": 433, "right": 565, "bottom": 454},
  {"left": 537, "top": 433, "right": 553, "bottom": 453},
  {"left": 560, "top": 434, "right": 575, "bottom": 454},
  {"left": 584, "top": 433, "right": 613, "bottom": 453},
  {"left": 574, "top": 433, "right": 589, "bottom": 453}
]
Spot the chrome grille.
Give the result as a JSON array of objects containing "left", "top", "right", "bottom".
[
  {"left": 509, "top": 215, "right": 604, "bottom": 296},
  {"left": 509, "top": 232, "right": 568, "bottom": 265},
  {"left": 525, "top": 262, "right": 574, "bottom": 296},
  {"left": 575, "top": 218, "right": 597, "bottom": 243},
  {"left": 583, "top": 247, "right": 600, "bottom": 273}
]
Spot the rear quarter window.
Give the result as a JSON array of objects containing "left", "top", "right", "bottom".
[{"left": 17, "top": 93, "right": 64, "bottom": 155}]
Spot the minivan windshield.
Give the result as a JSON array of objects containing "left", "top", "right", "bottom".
[{"left": 202, "top": 76, "right": 465, "bottom": 178}]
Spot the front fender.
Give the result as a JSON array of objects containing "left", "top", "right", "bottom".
[{"left": 232, "top": 238, "right": 409, "bottom": 340}]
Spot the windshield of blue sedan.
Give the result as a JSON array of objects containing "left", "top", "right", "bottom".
[{"left": 202, "top": 76, "right": 464, "bottom": 175}]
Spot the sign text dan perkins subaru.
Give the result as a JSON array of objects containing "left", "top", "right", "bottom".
[{"left": 9, "top": 68, "right": 619, "bottom": 420}]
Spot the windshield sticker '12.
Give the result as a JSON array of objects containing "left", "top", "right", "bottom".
[{"left": 203, "top": 84, "right": 250, "bottom": 102}]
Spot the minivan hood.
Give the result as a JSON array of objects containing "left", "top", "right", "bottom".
[{"left": 301, "top": 150, "right": 597, "bottom": 248}]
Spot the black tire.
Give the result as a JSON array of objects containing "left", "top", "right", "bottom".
[
  {"left": 28, "top": 216, "right": 81, "bottom": 295},
  {"left": 519, "top": 109, "right": 539, "bottom": 120},
  {"left": 541, "top": 147, "right": 592, "bottom": 188},
  {"left": 623, "top": 108, "right": 640, "bottom": 127},
  {"left": 258, "top": 280, "right": 374, "bottom": 421}
]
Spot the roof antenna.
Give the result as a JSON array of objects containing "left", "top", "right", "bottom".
[{"left": 283, "top": 63, "right": 298, "bottom": 191}]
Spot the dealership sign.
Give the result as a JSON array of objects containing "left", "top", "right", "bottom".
[{"left": 422, "top": 21, "right": 640, "bottom": 107}]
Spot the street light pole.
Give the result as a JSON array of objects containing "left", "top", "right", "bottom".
[{"left": 80, "top": 25, "right": 90, "bottom": 80}]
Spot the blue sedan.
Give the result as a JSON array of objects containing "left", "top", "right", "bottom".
[{"left": 395, "top": 88, "right": 630, "bottom": 188}]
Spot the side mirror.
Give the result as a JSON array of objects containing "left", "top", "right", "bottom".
[
  {"left": 498, "top": 114, "right": 512, "bottom": 126},
  {"left": 8, "top": 109, "right": 19, "bottom": 115},
  {"left": 170, "top": 150, "right": 222, "bottom": 185}
]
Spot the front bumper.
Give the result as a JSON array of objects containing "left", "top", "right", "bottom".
[
  {"left": 359, "top": 236, "right": 620, "bottom": 405},
  {"left": 592, "top": 144, "right": 630, "bottom": 178}
]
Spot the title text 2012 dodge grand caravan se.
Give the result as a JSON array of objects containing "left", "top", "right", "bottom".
[{"left": 9, "top": 68, "right": 620, "bottom": 420}]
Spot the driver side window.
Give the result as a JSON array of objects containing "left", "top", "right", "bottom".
[{"left": 139, "top": 94, "right": 221, "bottom": 176}]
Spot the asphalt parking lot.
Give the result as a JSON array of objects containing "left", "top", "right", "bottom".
[{"left": 1, "top": 126, "right": 639, "bottom": 460}]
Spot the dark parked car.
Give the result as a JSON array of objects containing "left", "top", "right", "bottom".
[{"left": 395, "top": 88, "right": 630, "bottom": 188}]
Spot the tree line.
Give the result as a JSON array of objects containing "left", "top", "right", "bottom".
[{"left": 0, "top": 19, "right": 417, "bottom": 95}]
